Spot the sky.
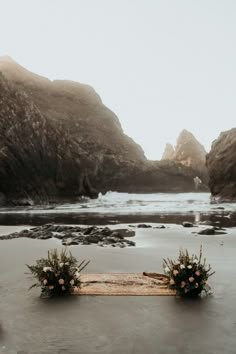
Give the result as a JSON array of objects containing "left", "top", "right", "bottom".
[{"left": 0, "top": 0, "right": 236, "bottom": 160}]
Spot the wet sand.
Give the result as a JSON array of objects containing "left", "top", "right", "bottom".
[{"left": 0, "top": 225, "right": 236, "bottom": 354}]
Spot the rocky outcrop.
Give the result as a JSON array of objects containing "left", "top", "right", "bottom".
[
  {"left": 0, "top": 57, "right": 206, "bottom": 204},
  {"left": 162, "top": 143, "right": 175, "bottom": 160},
  {"left": 0, "top": 224, "right": 136, "bottom": 247},
  {"left": 206, "top": 128, "right": 236, "bottom": 201},
  {"left": 162, "top": 130, "right": 208, "bottom": 185}
]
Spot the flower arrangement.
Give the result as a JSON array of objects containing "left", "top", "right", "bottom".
[
  {"left": 163, "top": 246, "right": 215, "bottom": 297},
  {"left": 26, "top": 248, "right": 90, "bottom": 297}
]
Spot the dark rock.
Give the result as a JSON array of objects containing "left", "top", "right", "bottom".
[
  {"left": 154, "top": 225, "right": 166, "bottom": 229},
  {"left": 104, "top": 237, "right": 117, "bottom": 244},
  {"left": 137, "top": 224, "right": 152, "bottom": 228},
  {"left": 0, "top": 57, "right": 212, "bottom": 205},
  {"left": 100, "top": 227, "right": 112, "bottom": 236},
  {"left": 198, "top": 227, "right": 227, "bottom": 235},
  {"left": 62, "top": 238, "right": 79, "bottom": 246},
  {"left": 125, "top": 240, "right": 136, "bottom": 246},
  {"left": 206, "top": 128, "right": 236, "bottom": 201},
  {"left": 85, "top": 235, "right": 102, "bottom": 243},
  {"left": 83, "top": 226, "right": 98, "bottom": 235},
  {"left": 37, "top": 232, "right": 53, "bottom": 240},
  {"left": 182, "top": 221, "right": 194, "bottom": 228},
  {"left": 0, "top": 224, "right": 136, "bottom": 247},
  {"left": 111, "top": 229, "right": 135, "bottom": 238},
  {"left": 198, "top": 228, "right": 215, "bottom": 235}
]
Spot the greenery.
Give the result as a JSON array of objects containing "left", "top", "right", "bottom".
[
  {"left": 26, "top": 248, "right": 90, "bottom": 297},
  {"left": 163, "top": 246, "right": 215, "bottom": 297}
]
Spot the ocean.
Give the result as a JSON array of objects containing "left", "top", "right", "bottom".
[{"left": 0, "top": 192, "right": 235, "bottom": 226}]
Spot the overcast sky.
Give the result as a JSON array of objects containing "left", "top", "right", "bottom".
[{"left": 1, "top": 0, "right": 236, "bottom": 159}]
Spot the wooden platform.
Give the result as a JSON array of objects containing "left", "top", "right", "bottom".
[{"left": 73, "top": 273, "right": 175, "bottom": 296}]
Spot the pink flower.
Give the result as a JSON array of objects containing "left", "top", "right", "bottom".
[
  {"left": 189, "top": 277, "right": 195, "bottom": 282},
  {"left": 184, "top": 288, "right": 189, "bottom": 293},
  {"left": 58, "top": 279, "right": 65, "bottom": 285},
  {"left": 170, "top": 278, "right": 175, "bottom": 285},
  {"left": 49, "top": 285, "right": 54, "bottom": 290},
  {"left": 62, "top": 286, "right": 66, "bottom": 291},
  {"left": 195, "top": 270, "right": 200, "bottom": 276},
  {"left": 173, "top": 270, "right": 179, "bottom": 276},
  {"left": 43, "top": 279, "right": 47, "bottom": 285},
  {"left": 180, "top": 281, "right": 186, "bottom": 288},
  {"left": 70, "top": 279, "right": 75, "bottom": 285}
]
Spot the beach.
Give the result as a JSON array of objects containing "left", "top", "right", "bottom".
[{"left": 0, "top": 224, "right": 236, "bottom": 354}]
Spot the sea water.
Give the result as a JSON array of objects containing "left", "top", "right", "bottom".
[{"left": 1, "top": 192, "right": 236, "bottom": 215}]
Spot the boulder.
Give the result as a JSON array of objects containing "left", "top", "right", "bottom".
[
  {"left": 198, "top": 228, "right": 216, "bottom": 235},
  {"left": 182, "top": 221, "right": 194, "bottom": 228},
  {"left": 137, "top": 224, "right": 152, "bottom": 228}
]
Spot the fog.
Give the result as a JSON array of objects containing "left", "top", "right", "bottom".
[{"left": 1, "top": 0, "right": 236, "bottom": 159}]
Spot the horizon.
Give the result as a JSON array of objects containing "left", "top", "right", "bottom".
[{"left": 1, "top": 1, "right": 236, "bottom": 159}]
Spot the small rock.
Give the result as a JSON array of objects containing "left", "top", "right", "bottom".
[
  {"left": 198, "top": 228, "right": 215, "bottom": 235},
  {"left": 137, "top": 224, "right": 152, "bottom": 228},
  {"left": 83, "top": 226, "right": 97, "bottom": 235},
  {"left": 182, "top": 221, "right": 194, "bottom": 228},
  {"left": 100, "top": 227, "right": 112, "bottom": 236},
  {"left": 111, "top": 229, "right": 135, "bottom": 238},
  {"left": 62, "top": 238, "right": 79, "bottom": 246},
  {"left": 86, "top": 235, "right": 102, "bottom": 243}
]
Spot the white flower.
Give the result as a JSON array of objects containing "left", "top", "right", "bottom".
[
  {"left": 164, "top": 267, "right": 170, "bottom": 273},
  {"left": 70, "top": 279, "right": 75, "bottom": 285},
  {"left": 193, "top": 259, "right": 198, "bottom": 264},
  {"left": 59, "top": 262, "right": 64, "bottom": 268},
  {"left": 174, "top": 261, "right": 180, "bottom": 265},
  {"left": 65, "top": 262, "right": 69, "bottom": 266},
  {"left": 75, "top": 271, "right": 80, "bottom": 279},
  {"left": 187, "top": 265, "right": 192, "bottom": 269},
  {"left": 180, "top": 264, "right": 185, "bottom": 269},
  {"left": 58, "top": 278, "right": 65, "bottom": 285},
  {"left": 195, "top": 283, "right": 199, "bottom": 288},
  {"left": 43, "top": 279, "right": 48, "bottom": 285},
  {"left": 49, "top": 285, "right": 54, "bottom": 290},
  {"left": 43, "top": 267, "right": 52, "bottom": 272}
]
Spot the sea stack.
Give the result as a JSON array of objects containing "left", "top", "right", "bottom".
[{"left": 162, "top": 129, "right": 208, "bottom": 184}]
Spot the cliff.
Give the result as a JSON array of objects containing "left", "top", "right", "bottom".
[
  {"left": 0, "top": 57, "right": 204, "bottom": 205},
  {"left": 206, "top": 128, "right": 236, "bottom": 201}
]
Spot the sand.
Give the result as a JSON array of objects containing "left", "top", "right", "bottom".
[{"left": 0, "top": 224, "right": 236, "bottom": 354}]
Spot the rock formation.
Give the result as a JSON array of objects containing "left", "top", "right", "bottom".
[
  {"left": 162, "top": 143, "right": 175, "bottom": 160},
  {"left": 206, "top": 128, "right": 236, "bottom": 201},
  {"left": 0, "top": 57, "right": 206, "bottom": 205},
  {"left": 162, "top": 130, "right": 208, "bottom": 185}
]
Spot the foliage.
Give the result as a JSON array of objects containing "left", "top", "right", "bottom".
[
  {"left": 163, "top": 246, "right": 215, "bottom": 297},
  {"left": 26, "top": 248, "right": 90, "bottom": 297}
]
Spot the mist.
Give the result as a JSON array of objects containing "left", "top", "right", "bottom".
[{"left": 1, "top": 0, "right": 236, "bottom": 159}]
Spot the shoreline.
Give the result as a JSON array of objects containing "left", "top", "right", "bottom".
[{"left": 0, "top": 210, "right": 234, "bottom": 227}]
